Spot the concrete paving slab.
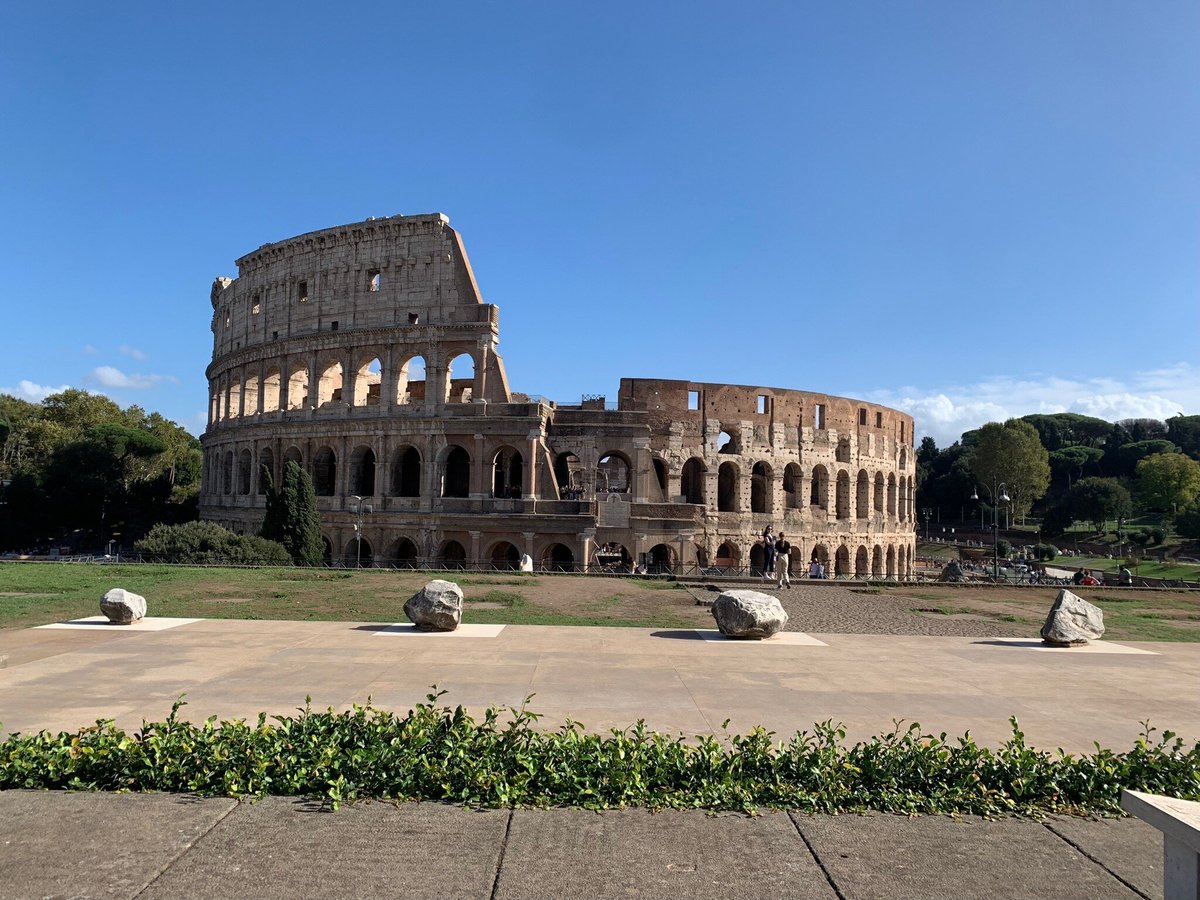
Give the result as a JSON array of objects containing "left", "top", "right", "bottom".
[
  {"left": 139, "top": 798, "right": 509, "bottom": 900},
  {"left": 374, "top": 622, "right": 506, "bottom": 636},
  {"left": 694, "top": 629, "right": 828, "bottom": 645},
  {"left": 980, "top": 638, "right": 1157, "bottom": 655},
  {"left": 1046, "top": 816, "right": 1164, "bottom": 900},
  {"left": 494, "top": 808, "right": 837, "bottom": 899},
  {"left": 37, "top": 616, "right": 203, "bottom": 631},
  {"left": 792, "top": 812, "right": 1141, "bottom": 899},
  {"left": 0, "top": 790, "right": 236, "bottom": 900}
]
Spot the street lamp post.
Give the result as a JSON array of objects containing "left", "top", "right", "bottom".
[
  {"left": 971, "top": 482, "right": 1010, "bottom": 580},
  {"left": 921, "top": 507, "right": 932, "bottom": 542},
  {"left": 350, "top": 495, "right": 373, "bottom": 568}
]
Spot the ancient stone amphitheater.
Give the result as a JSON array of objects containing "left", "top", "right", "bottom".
[{"left": 201, "top": 214, "right": 917, "bottom": 576}]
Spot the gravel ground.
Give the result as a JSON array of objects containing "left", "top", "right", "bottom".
[{"left": 686, "top": 581, "right": 1030, "bottom": 637}]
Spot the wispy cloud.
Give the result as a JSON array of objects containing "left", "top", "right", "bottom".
[
  {"left": 82, "top": 344, "right": 99, "bottom": 355},
  {"left": 0, "top": 380, "right": 73, "bottom": 402},
  {"left": 89, "top": 366, "right": 177, "bottom": 390},
  {"left": 119, "top": 344, "right": 147, "bottom": 361},
  {"left": 867, "top": 362, "right": 1200, "bottom": 447}
]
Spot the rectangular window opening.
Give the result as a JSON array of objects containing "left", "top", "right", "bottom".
[
  {"left": 331, "top": 321, "right": 339, "bottom": 331},
  {"left": 408, "top": 312, "right": 420, "bottom": 325},
  {"left": 757, "top": 394, "right": 768, "bottom": 414},
  {"left": 272, "top": 330, "right": 279, "bottom": 340},
  {"left": 901, "top": 422, "right": 906, "bottom": 442},
  {"left": 816, "top": 404, "right": 826, "bottom": 430},
  {"left": 368, "top": 270, "right": 381, "bottom": 292},
  {"left": 858, "top": 408, "right": 867, "bottom": 426},
  {"left": 298, "top": 281, "right": 308, "bottom": 303},
  {"left": 251, "top": 294, "right": 261, "bottom": 315},
  {"left": 875, "top": 411, "right": 883, "bottom": 428},
  {"left": 687, "top": 390, "right": 700, "bottom": 411}
]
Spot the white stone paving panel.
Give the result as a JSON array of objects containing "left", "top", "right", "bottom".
[
  {"left": 694, "top": 630, "right": 827, "bottom": 646},
  {"left": 375, "top": 623, "right": 506, "bottom": 637},
  {"left": 36, "top": 616, "right": 203, "bottom": 631},
  {"left": 979, "top": 637, "right": 1157, "bottom": 655}
]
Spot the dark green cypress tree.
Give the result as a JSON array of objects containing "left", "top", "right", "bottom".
[
  {"left": 259, "top": 466, "right": 284, "bottom": 544},
  {"left": 280, "top": 460, "right": 325, "bottom": 566}
]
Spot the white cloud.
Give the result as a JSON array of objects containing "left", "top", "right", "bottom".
[
  {"left": 89, "top": 366, "right": 177, "bottom": 390},
  {"left": 119, "top": 344, "right": 147, "bottom": 361},
  {"left": 868, "top": 362, "right": 1200, "bottom": 447},
  {"left": 0, "top": 380, "right": 73, "bottom": 402},
  {"left": 82, "top": 344, "right": 98, "bottom": 355}
]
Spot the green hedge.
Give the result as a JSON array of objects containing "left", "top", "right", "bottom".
[{"left": 3, "top": 694, "right": 1197, "bottom": 815}]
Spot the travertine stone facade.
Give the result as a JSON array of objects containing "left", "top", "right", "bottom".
[{"left": 201, "top": 214, "right": 917, "bottom": 576}]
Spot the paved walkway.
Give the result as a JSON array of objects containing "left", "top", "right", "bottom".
[{"left": 0, "top": 791, "right": 1168, "bottom": 899}]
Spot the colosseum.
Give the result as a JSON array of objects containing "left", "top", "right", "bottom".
[{"left": 200, "top": 213, "right": 917, "bottom": 577}]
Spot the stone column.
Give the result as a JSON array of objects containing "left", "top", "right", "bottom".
[
  {"left": 632, "top": 439, "right": 652, "bottom": 502},
  {"left": 469, "top": 530, "right": 481, "bottom": 567},
  {"left": 472, "top": 433, "right": 487, "bottom": 498},
  {"left": 343, "top": 350, "right": 357, "bottom": 412},
  {"left": 279, "top": 357, "right": 291, "bottom": 412},
  {"left": 581, "top": 529, "right": 595, "bottom": 574},
  {"left": 525, "top": 431, "right": 540, "bottom": 500}
]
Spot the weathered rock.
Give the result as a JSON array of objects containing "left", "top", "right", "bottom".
[
  {"left": 100, "top": 588, "right": 147, "bottom": 625},
  {"left": 1040, "top": 589, "right": 1105, "bottom": 646},
  {"left": 403, "top": 579, "right": 464, "bottom": 631},
  {"left": 711, "top": 589, "right": 788, "bottom": 640},
  {"left": 938, "top": 560, "right": 967, "bottom": 583},
  {"left": 518, "top": 553, "right": 534, "bottom": 573}
]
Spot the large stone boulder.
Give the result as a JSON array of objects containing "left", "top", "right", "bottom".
[
  {"left": 938, "top": 560, "right": 967, "bottom": 583},
  {"left": 100, "top": 588, "right": 147, "bottom": 625},
  {"left": 404, "top": 580, "right": 464, "bottom": 632},
  {"left": 1040, "top": 589, "right": 1105, "bottom": 646},
  {"left": 711, "top": 589, "right": 788, "bottom": 640}
]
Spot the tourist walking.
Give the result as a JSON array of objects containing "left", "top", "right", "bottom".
[
  {"left": 774, "top": 533, "right": 791, "bottom": 589},
  {"left": 762, "top": 526, "right": 775, "bottom": 579}
]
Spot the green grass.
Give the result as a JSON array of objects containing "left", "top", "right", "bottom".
[{"left": 1068, "top": 557, "right": 1200, "bottom": 581}]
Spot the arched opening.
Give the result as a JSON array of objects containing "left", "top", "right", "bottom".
[
  {"left": 446, "top": 352, "right": 476, "bottom": 403},
  {"left": 887, "top": 474, "right": 897, "bottom": 517},
  {"left": 353, "top": 356, "right": 383, "bottom": 407},
  {"left": 906, "top": 545, "right": 913, "bottom": 578},
  {"left": 855, "top": 546, "right": 869, "bottom": 577},
  {"left": 349, "top": 446, "right": 376, "bottom": 496},
  {"left": 834, "top": 545, "right": 850, "bottom": 577},
  {"left": 222, "top": 451, "right": 233, "bottom": 495},
  {"left": 316, "top": 360, "right": 343, "bottom": 407},
  {"left": 390, "top": 537, "right": 418, "bottom": 569},
  {"left": 492, "top": 447, "right": 524, "bottom": 499},
  {"left": 257, "top": 447, "right": 275, "bottom": 495},
  {"left": 647, "top": 543, "right": 674, "bottom": 574},
  {"left": 242, "top": 376, "right": 259, "bottom": 416},
  {"left": 810, "top": 465, "right": 828, "bottom": 510},
  {"left": 489, "top": 541, "right": 521, "bottom": 571},
  {"left": 262, "top": 368, "right": 281, "bottom": 413},
  {"left": 596, "top": 453, "right": 630, "bottom": 494},
  {"left": 810, "top": 544, "right": 830, "bottom": 567},
  {"left": 321, "top": 536, "right": 333, "bottom": 567},
  {"left": 442, "top": 446, "right": 470, "bottom": 498},
  {"left": 835, "top": 470, "right": 850, "bottom": 519},
  {"left": 749, "top": 542, "right": 765, "bottom": 576},
  {"left": 439, "top": 540, "right": 467, "bottom": 570},
  {"left": 652, "top": 458, "right": 668, "bottom": 499},
  {"left": 717, "top": 430, "right": 738, "bottom": 454},
  {"left": 717, "top": 461, "right": 738, "bottom": 512},
  {"left": 227, "top": 378, "right": 242, "bottom": 418},
  {"left": 783, "top": 463, "right": 803, "bottom": 509},
  {"left": 856, "top": 470, "right": 869, "bottom": 519},
  {"left": 681, "top": 457, "right": 706, "bottom": 505},
  {"left": 715, "top": 541, "right": 740, "bottom": 571},
  {"left": 900, "top": 448, "right": 908, "bottom": 470},
  {"left": 886, "top": 545, "right": 896, "bottom": 578},
  {"left": 872, "top": 545, "right": 883, "bottom": 576},
  {"left": 237, "top": 449, "right": 252, "bottom": 495},
  {"left": 554, "top": 452, "right": 583, "bottom": 499},
  {"left": 283, "top": 446, "right": 302, "bottom": 469},
  {"left": 836, "top": 438, "right": 851, "bottom": 463},
  {"left": 593, "top": 542, "right": 631, "bottom": 573},
  {"left": 395, "top": 355, "right": 426, "bottom": 405},
  {"left": 287, "top": 364, "right": 309, "bottom": 410},
  {"left": 391, "top": 446, "right": 421, "bottom": 497},
  {"left": 344, "top": 537, "right": 374, "bottom": 568},
  {"left": 751, "top": 461, "right": 772, "bottom": 514},
  {"left": 313, "top": 446, "right": 337, "bottom": 496},
  {"left": 541, "top": 543, "right": 576, "bottom": 572},
  {"left": 874, "top": 472, "right": 885, "bottom": 513}
]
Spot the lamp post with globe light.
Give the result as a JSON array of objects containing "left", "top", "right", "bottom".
[
  {"left": 350, "top": 495, "right": 373, "bottom": 568},
  {"left": 971, "top": 482, "right": 1010, "bottom": 580}
]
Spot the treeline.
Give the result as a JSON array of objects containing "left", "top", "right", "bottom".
[
  {"left": 0, "top": 390, "right": 201, "bottom": 551},
  {"left": 917, "top": 413, "right": 1200, "bottom": 540}
]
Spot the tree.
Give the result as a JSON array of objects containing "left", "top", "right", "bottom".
[
  {"left": 1116, "top": 440, "right": 1179, "bottom": 476},
  {"left": 1167, "top": 414, "right": 1200, "bottom": 460},
  {"left": 136, "top": 521, "right": 290, "bottom": 565},
  {"left": 259, "top": 466, "right": 284, "bottom": 545},
  {"left": 969, "top": 419, "right": 1051, "bottom": 524},
  {"left": 277, "top": 460, "right": 325, "bottom": 566},
  {"left": 1136, "top": 452, "right": 1200, "bottom": 515},
  {"left": 1176, "top": 498, "right": 1200, "bottom": 539},
  {"left": 1066, "top": 477, "right": 1132, "bottom": 533},
  {"left": 1049, "top": 446, "right": 1103, "bottom": 488}
]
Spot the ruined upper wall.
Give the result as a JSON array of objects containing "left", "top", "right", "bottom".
[{"left": 209, "top": 214, "right": 493, "bottom": 359}]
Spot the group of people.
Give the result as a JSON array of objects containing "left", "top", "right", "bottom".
[
  {"left": 1072, "top": 566, "right": 1134, "bottom": 587},
  {"left": 760, "top": 526, "right": 825, "bottom": 589}
]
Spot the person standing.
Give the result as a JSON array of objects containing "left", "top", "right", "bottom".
[
  {"left": 774, "top": 532, "right": 792, "bottom": 589},
  {"left": 762, "top": 526, "right": 775, "bottom": 580},
  {"left": 808, "top": 558, "right": 821, "bottom": 579}
]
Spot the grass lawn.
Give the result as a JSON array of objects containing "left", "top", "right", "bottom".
[
  {"left": 1066, "top": 556, "right": 1200, "bottom": 581},
  {"left": 0, "top": 563, "right": 706, "bottom": 632}
]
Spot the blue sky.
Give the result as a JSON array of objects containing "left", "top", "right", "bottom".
[{"left": 2, "top": 1, "right": 1197, "bottom": 445}]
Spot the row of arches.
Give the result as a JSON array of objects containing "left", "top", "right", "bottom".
[
  {"left": 317, "top": 535, "right": 580, "bottom": 570},
  {"left": 712, "top": 541, "right": 915, "bottom": 578}
]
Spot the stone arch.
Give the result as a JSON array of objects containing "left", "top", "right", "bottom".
[
  {"left": 343, "top": 536, "right": 374, "bottom": 568},
  {"left": 681, "top": 457, "right": 706, "bottom": 505},
  {"left": 227, "top": 376, "right": 242, "bottom": 418},
  {"left": 492, "top": 446, "right": 524, "bottom": 499},
  {"left": 353, "top": 355, "right": 383, "bottom": 407},
  {"left": 242, "top": 375, "right": 259, "bottom": 416},
  {"left": 257, "top": 447, "right": 275, "bottom": 495},
  {"left": 596, "top": 452, "right": 631, "bottom": 494},
  {"left": 717, "top": 461, "right": 739, "bottom": 512},
  {"left": 647, "top": 543, "right": 675, "bottom": 574},
  {"left": 286, "top": 362, "right": 309, "bottom": 410},
  {"left": 349, "top": 445, "right": 376, "bottom": 496},
  {"left": 262, "top": 367, "right": 281, "bottom": 413},
  {"left": 237, "top": 448, "right": 252, "bottom": 495},
  {"left": 810, "top": 465, "right": 829, "bottom": 510},
  {"left": 652, "top": 458, "right": 668, "bottom": 499},
  {"left": 856, "top": 469, "right": 869, "bottom": 518},
  {"left": 887, "top": 474, "right": 897, "bottom": 517},
  {"left": 835, "top": 437, "right": 851, "bottom": 463},
  {"left": 834, "top": 545, "right": 850, "bottom": 577},
  {"left": 541, "top": 542, "right": 576, "bottom": 572},
  {"left": 554, "top": 451, "right": 583, "bottom": 497},
  {"left": 321, "top": 535, "right": 333, "bottom": 567},
  {"left": 313, "top": 446, "right": 337, "bottom": 496},
  {"left": 316, "top": 360, "right": 343, "bottom": 407},
  {"left": 810, "top": 543, "right": 830, "bottom": 567},
  {"left": 783, "top": 463, "right": 803, "bottom": 509},
  {"left": 751, "top": 461, "right": 772, "bottom": 514},
  {"left": 593, "top": 542, "right": 632, "bottom": 573},
  {"left": 395, "top": 354, "right": 426, "bottom": 405},
  {"left": 886, "top": 544, "right": 897, "bottom": 578},
  {"left": 715, "top": 541, "right": 740, "bottom": 570},
  {"left": 899, "top": 447, "right": 908, "bottom": 470},
  {"left": 446, "top": 352, "right": 476, "bottom": 403},
  {"left": 872, "top": 545, "right": 883, "bottom": 576},
  {"left": 749, "top": 541, "right": 766, "bottom": 575},
  {"left": 439, "top": 539, "right": 467, "bottom": 569},
  {"left": 222, "top": 450, "right": 233, "bottom": 495},
  {"left": 389, "top": 537, "right": 419, "bottom": 569},
  {"left": 441, "top": 446, "right": 471, "bottom": 498},
  {"left": 874, "top": 472, "right": 884, "bottom": 513},
  {"left": 489, "top": 540, "right": 521, "bottom": 571},
  {"left": 835, "top": 470, "right": 851, "bottom": 519},
  {"left": 855, "top": 545, "right": 869, "bottom": 577},
  {"left": 391, "top": 446, "right": 421, "bottom": 497},
  {"left": 283, "top": 445, "right": 303, "bottom": 470}
]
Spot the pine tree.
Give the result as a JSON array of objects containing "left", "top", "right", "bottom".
[
  {"left": 278, "top": 460, "right": 325, "bottom": 566},
  {"left": 259, "top": 466, "right": 284, "bottom": 544}
]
